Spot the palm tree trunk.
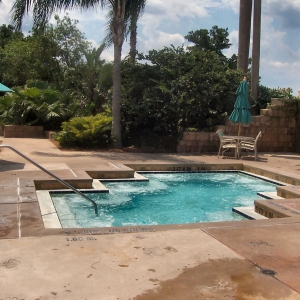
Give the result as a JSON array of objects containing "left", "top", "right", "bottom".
[
  {"left": 112, "top": 42, "right": 122, "bottom": 148},
  {"left": 251, "top": 0, "right": 261, "bottom": 102},
  {"left": 237, "top": 0, "right": 252, "bottom": 73},
  {"left": 111, "top": 1, "right": 126, "bottom": 148},
  {"left": 129, "top": 13, "right": 137, "bottom": 62},
  {"left": 129, "top": 23, "right": 137, "bottom": 62}
]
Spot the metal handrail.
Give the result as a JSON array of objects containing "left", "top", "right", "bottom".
[{"left": 0, "top": 144, "right": 98, "bottom": 215}]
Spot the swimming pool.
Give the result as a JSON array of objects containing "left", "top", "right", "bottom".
[{"left": 50, "top": 172, "right": 278, "bottom": 228}]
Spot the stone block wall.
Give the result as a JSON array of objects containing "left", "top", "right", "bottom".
[
  {"left": 177, "top": 131, "right": 220, "bottom": 153},
  {"left": 4, "top": 125, "right": 44, "bottom": 138},
  {"left": 177, "top": 98, "right": 299, "bottom": 153}
]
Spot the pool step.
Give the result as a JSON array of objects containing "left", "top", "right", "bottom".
[
  {"left": 86, "top": 163, "right": 135, "bottom": 179},
  {"left": 257, "top": 191, "right": 284, "bottom": 199},
  {"left": 232, "top": 206, "right": 268, "bottom": 220}
]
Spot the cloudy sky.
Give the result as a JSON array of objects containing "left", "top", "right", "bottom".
[{"left": 1, "top": 0, "right": 300, "bottom": 95}]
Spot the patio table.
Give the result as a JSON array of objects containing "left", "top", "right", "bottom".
[{"left": 222, "top": 135, "right": 254, "bottom": 159}]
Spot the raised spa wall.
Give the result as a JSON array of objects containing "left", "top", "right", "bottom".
[{"left": 177, "top": 98, "right": 300, "bottom": 154}]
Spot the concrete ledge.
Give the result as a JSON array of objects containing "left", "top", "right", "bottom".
[
  {"left": 34, "top": 178, "right": 93, "bottom": 190},
  {"left": 125, "top": 163, "right": 244, "bottom": 172},
  {"left": 232, "top": 206, "right": 268, "bottom": 220},
  {"left": 243, "top": 163, "right": 300, "bottom": 185},
  {"left": 255, "top": 198, "right": 300, "bottom": 218},
  {"left": 86, "top": 163, "right": 135, "bottom": 179},
  {"left": 277, "top": 185, "right": 300, "bottom": 198}
]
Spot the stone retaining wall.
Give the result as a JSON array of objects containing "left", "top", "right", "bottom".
[
  {"left": 4, "top": 125, "right": 44, "bottom": 138},
  {"left": 177, "top": 98, "right": 299, "bottom": 153}
]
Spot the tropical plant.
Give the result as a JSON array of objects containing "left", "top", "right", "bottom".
[
  {"left": 78, "top": 43, "right": 112, "bottom": 114},
  {"left": 53, "top": 112, "right": 112, "bottom": 148},
  {"left": 0, "top": 82, "right": 73, "bottom": 129},
  {"left": 11, "top": 0, "right": 146, "bottom": 148}
]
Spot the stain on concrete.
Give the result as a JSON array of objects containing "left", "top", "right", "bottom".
[
  {"left": 133, "top": 258, "right": 298, "bottom": 300},
  {"left": 1, "top": 257, "right": 21, "bottom": 269}
]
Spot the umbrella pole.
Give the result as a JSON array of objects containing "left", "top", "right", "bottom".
[{"left": 238, "top": 124, "right": 241, "bottom": 136}]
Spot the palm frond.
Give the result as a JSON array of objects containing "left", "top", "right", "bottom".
[{"left": 11, "top": 0, "right": 107, "bottom": 30}]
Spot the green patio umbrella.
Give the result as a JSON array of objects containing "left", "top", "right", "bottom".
[
  {"left": 229, "top": 77, "right": 252, "bottom": 136},
  {"left": 0, "top": 83, "right": 14, "bottom": 92}
]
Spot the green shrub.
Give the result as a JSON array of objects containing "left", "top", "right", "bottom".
[
  {"left": 255, "top": 85, "right": 295, "bottom": 113},
  {"left": 54, "top": 112, "right": 112, "bottom": 149}
]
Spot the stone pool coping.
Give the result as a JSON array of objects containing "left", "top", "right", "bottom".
[
  {"left": 36, "top": 170, "right": 286, "bottom": 230},
  {"left": 2, "top": 161, "right": 300, "bottom": 239},
  {"left": 2, "top": 138, "right": 300, "bottom": 298}
]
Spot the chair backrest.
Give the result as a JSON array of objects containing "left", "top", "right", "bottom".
[
  {"left": 216, "top": 129, "right": 224, "bottom": 139},
  {"left": 254, "top": 131, "right": 262, "bottom": 145}
]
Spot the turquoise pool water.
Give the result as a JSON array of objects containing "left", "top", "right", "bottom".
[{"left": 51, "top": 172, "right": 277, "bottom": 228}]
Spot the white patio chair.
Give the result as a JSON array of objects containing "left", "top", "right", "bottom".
[
  {"left": 239, "top": 131, "right": 262, "bottom": 161},
  {"left": 216, "top": 129, "right": 237, "bottom": 158}
]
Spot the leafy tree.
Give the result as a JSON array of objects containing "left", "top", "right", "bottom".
[
  {"left": 121, "top": 45, "right": 243, "bottom": 150},
  {"left": 185, "top": 26, "right": 231, "bottom": 57},
  {"left": 0, "top": 28, "right": 61, "bottom": 86},
  {"left": 51, "top": 14, "right": 90, "bottom": 72},
  {"left": 0, "top": 24, "right": 23, "bottom": 48}
]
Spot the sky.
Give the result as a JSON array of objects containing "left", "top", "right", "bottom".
[{"left": 1, "top": 0, "right": 300, "bottom": 96}]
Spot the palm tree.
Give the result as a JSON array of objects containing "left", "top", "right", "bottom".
[
  {"left": 237, "top": 0, "right": 252, "bottom": 73},
  {"left": 127, "top": 0, "right": 146, "bottom": 62},
  {"left": 251, "top": 0, "right": 261, "bottom": 103},
  {"left": 11, "top": 0, "right": 142, "bottom": 148},
  {"left": 79, "top": 43, "right": 113, "bottom": 114},
  {"left": 103, "top": 1, "right": 147, "bottom": 62}
]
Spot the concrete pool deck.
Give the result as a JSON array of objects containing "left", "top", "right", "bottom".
[{"left": 1, "top": 137, "right": 300, "bottom": 299}]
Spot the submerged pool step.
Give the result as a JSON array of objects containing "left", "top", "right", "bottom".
[
  {"left": 257, "top": 191, "right": 284, "bottom": 199},
  {"left": 232, "top": 206, "right": 268, "bottom": 220}
]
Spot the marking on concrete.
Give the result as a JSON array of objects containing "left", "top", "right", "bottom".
[
  {"left": 69, "top": 169, "right": 77, "bottom": 177},
  {"left": 65, "top": 236, "right": 96, "bottom": 241},
  {"left": 61, "top": 227, "right": 155, "bottom": 236},
  {"left": 109, "top": 162, "right": 130, "bottom": 170},
  {"left": 249, "top": 240, "right": 273, "bottom": 247},
  {"left": 203, "top": 280, "right": 232, "bottom": 291},
  {"left": 17, "top": 178, "right": 21, "bottom": 238}
]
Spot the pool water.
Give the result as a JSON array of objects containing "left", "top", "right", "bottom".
[{"left": 51, "top": 172, "right": 277, "bottom": 228}]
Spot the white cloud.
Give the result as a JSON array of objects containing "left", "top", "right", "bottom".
[
  {"left": 146, "top": 0, "right": 212, "bottom": 21},
  {"left": 138, "top": 0, "right": 220, "bottom": 53},
  {"left": 223, "top": 30, "right": 238, "bottom": 57},
  {"left": 139, "top": 31, "right": 185, "bottom": 52},
  {"left": 219, "top": 0, "right": 239, "bottom": 14},
  {"left": 267, "top": 60, "right": 289, "bottom": 68},
  {"left": 0, "top": 0, "right": 13, "bottom": 24}
]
